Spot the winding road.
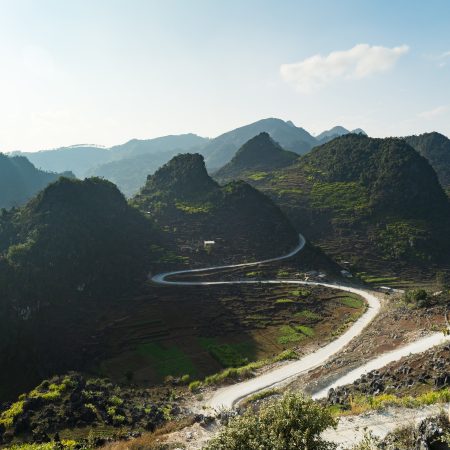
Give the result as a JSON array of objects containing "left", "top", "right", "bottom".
[{"left": 151, "top": 234, "right": 449, "bottom": 412}]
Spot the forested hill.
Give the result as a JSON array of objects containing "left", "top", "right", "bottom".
[
  {"left": 0, "top": 153, "right": 73, "bottom": 209},
  {"left": 299, "top": 135, "right": 449, "bottom": 218},
  {"left": 214, "top": 132, "right": 298, "bottom": 183},
  {"left": 405, "top": 132, "right": 450, "bottom": 193},
  {"left": 133, "top": 153, "right": 298, "bottom": 263},
  {"left": 226, "top": 134, "right": 450, "bottom": 274},
  {"left": 0, "top": 177, "right": 164, "bottom": 400}
]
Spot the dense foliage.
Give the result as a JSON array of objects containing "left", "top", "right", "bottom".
[
  {"left": 0, "top": 154, "right": 73, "bottom": 209},
  {"left": 227, "top": 134, "right": 450, "bottom": 271},
  {"left": 0, "top": 373, "right": 170, "bottom": 446},
  {"left": 205, "top": 393, "right": 337, "bottom": 450},
  {"left": 133, "top": 153, "right": 298, "bottom": 262},
  {"left": 300, "top": 135, "right": 449, "bottom": 218},
  {"left": 405, "top": 132, "right": 450, "bottom": 192},
  {"left": 0, "top": 177, "right": 163, "bottom": 400}
]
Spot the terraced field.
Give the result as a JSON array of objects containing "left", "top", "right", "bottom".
[{"left": 93, "top": 283, "right": 366, "bottom": 386}]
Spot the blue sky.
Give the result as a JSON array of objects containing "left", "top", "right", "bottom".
[{"left": 0, "top": 0, "right": 449, "bottom": 151}]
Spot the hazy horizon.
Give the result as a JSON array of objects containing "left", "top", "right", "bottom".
[{"left": 1, "top": 0, "right": 449, "bottom": 152}]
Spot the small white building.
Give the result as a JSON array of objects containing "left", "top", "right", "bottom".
[{"left": 204, "top": 240, "right": 215, "bottom": 248}]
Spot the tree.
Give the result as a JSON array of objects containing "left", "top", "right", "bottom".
[{"left": 204, "top": 393, "right": 337, "bottom": 450}]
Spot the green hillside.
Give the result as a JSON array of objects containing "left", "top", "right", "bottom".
[
  {"left": 133, "top": 153, "right": 298, "bottom": 264},
  {"left": 405, "top": 132, "right": 450, "bottom": 194},
  {"left": 0, "top": 177, "right": 163, "bottom": 400},
  {"left": 230, "top": 134, "right": 450, "bottom": 275},
  {"left": 214, "top": 132, "right": 298, "bottom": 183}
]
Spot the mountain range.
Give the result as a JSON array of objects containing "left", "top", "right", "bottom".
[
  {"left": 2, "top": 117, "right": 450, "bottom": 447},
  {"left": 8, "top": 118, "right": 366, "bottom": 197},
  {"left": 217, "top": 133, "right": 450, "bottom": 274}
]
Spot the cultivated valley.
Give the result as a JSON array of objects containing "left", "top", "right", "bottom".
[
  {"left": 2, "top": 3, "right": 450, "bottom": 448},
  {"left": 2, "top": 117, "right": 450, "bottom": 449}
]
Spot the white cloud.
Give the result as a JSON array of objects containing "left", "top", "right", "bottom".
[
  {"left": 280, "top": 44, "right": 409, "bottom": 94},
  {"left": 418, "top": 105, "right": 449, "bottom": 119}
]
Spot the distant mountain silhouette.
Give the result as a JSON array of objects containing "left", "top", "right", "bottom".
[
  {"left": 0, "top": 153, "right": 74, "bottom": 209},
  {"left": 9, "top": 120, "right": 369, "bottom": 196},
  {"left": 316, "top": 126, "right": 367, "bottom": 145},
  {"left": 15, "top": 134, "right": 208, "bottom": 179},
  {"left": 202, "top": 118, "right": 316, "bottom": 169}
]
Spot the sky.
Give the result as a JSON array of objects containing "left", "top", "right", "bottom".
[{"left": 0, "top": 0, "right": 449, "bottom": 151}]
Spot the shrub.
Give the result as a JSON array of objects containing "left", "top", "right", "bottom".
[
  {"left": 181, "top": 374, "right": 190, "bottom": 384},
  {"left": 108, "top": 395, "right": 124, "bottom": 406},
  {"left": 188, "top": 381, "right": 202, "bottom": 392},
  {"left": 204, "top": 393, "right": 337, "bottom": 450},
  {"left": 404, "top": 289, "right": 429, "bottom": 307},
  {"left": 0, "top": 400, "right": 25, "bottom": 428}
]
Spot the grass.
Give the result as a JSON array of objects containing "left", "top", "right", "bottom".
[
  {"left": 192, "top": 349, "right": 298, "bottom": 389},
  {"left": 137, "top": 342, "right": 197, "bottom": 378},
  {"left": 295, "top": 325, "right": 315, "bottom": 337},
  {"left": 276, "top": 188, "right": 303, "bottom": 195},
  {"left": 277, "top": 269, "right": 290, "bottom": 277},
  {"left": 294, "top": 310, "right": 322, "bottom": 321},
  {"left": 247, "top": 171, "right": 269, "bottom": 181},
  {"left": 242, "top": 388, "right": 280, "bottom": 406},
  {"left": 246, "top": 271, "right": 262, "bottom": 277},
  {"left": 339, "top": 296, "right": 364, "bottom": 309},
  {"left": 338, "top": 387, "right": 450, "bottom": 416},
  {"left": 359, "top": 274, "right": 399, "bottom": 284},
  {"left": 278, "top": 325, "right": 306, "bottom": 344},
  {"left": 275, "top": 298, "right": 295, "bottom": 304},
  {"left": 310, "top": 181, "right": 370, "bottom": 216},
  {"left": 175, "top": 201, "right": 213, "bottom": 214},
  {"left": 198, "top": 338, "right": 255, "bottom": 368}
]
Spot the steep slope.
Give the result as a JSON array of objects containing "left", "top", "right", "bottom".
[
  {"left": 133, "top": 153, "right": 298, "bottom": 264},
  {"left": 0, "top": 177, "right": 163, "bottom": 399},
  {"left": 203, "top": 118, "right": 316, "bottom": 169},
  {"left": 0, "top": 153, "right": 74, "bottom": 209},
  {"left": 405, "top": 132, "right": 450, "bottom": 193},
  {"left": 214, "top": 132, "right": 299, "bottom": 183},
  {"left": 231, "top": 135, "right": 450, "bottom": 275}
]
